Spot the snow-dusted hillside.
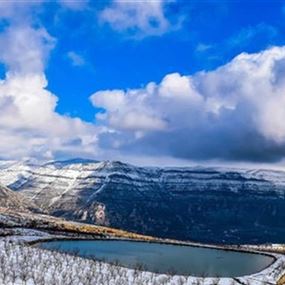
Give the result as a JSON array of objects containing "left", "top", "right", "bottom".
[
  {"left": 0, "top": 184, "right": 36, "bottom": 212},
  {"left": 1, "top": 159, "right": 285, "bottom": 244}
]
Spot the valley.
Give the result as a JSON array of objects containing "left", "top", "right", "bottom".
[{"left": 1, "top": 159, "right": 285, "bottom": 283}]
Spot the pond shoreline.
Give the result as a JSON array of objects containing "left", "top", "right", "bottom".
[
  {"left": 2, "top": 226, "right": 285, "bottom": 283},
  {"left": 27, "top": 233, "right": 277, "bottom": 260},
  {"left": 37, "top": 239, "right": 276, "bottom": 278},
  {"left": 27, "top": 232, "right": 279, "bottom": 275}
]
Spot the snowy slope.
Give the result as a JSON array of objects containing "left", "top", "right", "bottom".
[
  {"left": 1, "top": 159, "right": 285, "bottom": 244},
  {"left": 0, "top": 183, "right": 37, "bottom": 211}
]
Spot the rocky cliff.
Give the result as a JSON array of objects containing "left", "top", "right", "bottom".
[{"left": 1, "top": 159, "right": 285, "bottom": 244}]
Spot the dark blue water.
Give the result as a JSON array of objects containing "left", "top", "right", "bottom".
[{"left": 39, "top": 240, "right": 274, "bottom": 277}]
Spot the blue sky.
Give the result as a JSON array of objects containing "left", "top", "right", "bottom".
[
  {"left": 45, "top": 0, "right": 285, "bottom": 121},
  {"left": 1, "top": 0, "right": 285, "bottom": 166}
]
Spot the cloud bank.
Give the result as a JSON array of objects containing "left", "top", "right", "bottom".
[
  {"left": 0, "top": 20, "right": 97, "bottom": 160},
  {"left": 1, "top": 1, "right": 285, "bottom": 165},
  {"left": 0, "top": 0, "right": 181, "bottom": 162},
  {"left": 91, "top": 46, "right": 285, "bottom": 163}
]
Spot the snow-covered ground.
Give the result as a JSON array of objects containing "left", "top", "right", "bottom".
[{"left": 0, "top": 233, "right": 285, "bottom": 285}]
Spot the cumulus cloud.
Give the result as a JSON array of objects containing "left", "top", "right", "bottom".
[
  {"left": 91, "top": 86, "right": 167, "bottom": 132},
  {"left": 0, "top": 22, "right": 98, "bottom": 160},
  {"left": 0, "top": 25, "right": 55, "bottom": 75},
  {"left": 99, "top": 0, "right": 178, "bottom": 37},
  {"left": 1, "top": 2, "right": 285, "bottom": 165},
  {"left": 91, "top": 46, "right": 285, "bottom": 163}
]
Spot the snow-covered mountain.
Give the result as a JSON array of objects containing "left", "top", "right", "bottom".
[
  {"left": 0, "top": 183, "right": 36, "bottom": 211},
  {"left": 1, "top": 159, "right": 285, "bottom": 244}
]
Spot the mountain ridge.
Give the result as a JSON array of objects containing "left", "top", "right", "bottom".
[{"left": 1, "top": 159, "right": 285, "bottom": 244}]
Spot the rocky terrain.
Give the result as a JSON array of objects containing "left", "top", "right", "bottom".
[
  {"left": 0, "top": 184, "right": 36, "bottom": 212},
  {"left": 1, "top": 159, "right": 285, "bottom": 244}
]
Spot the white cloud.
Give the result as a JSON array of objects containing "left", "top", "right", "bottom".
[
  {"left": 91, "top": 85, "right": 167, "bottom": 132},
  {"left": 0, "top": 25, "right": 55, "bottom": 75},
  {"left": 158, "top": 73, "right": 202, "bottom": 102},
  {"left": 0, "top": 72, "right": 99, "bottom": 160},
  {"left": 0, "top": 21, "right": 98, "bottom": 160},
  {"left": 92, "top": 90, "right": 126, "bottom": 112},
  {"left": 2, "top": 2, "right": 285, "bottom": 165},
  {"left": 67, "top": 51, "right": 86, "bottom": 66},
  {"left": 99, "top": 0, "right": 176, "bottom": 37},
  {"left": 91, "top": 46, "right": 285, "bottom": 162}
]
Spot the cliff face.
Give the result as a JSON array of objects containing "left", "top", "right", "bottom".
[{"left": 1, "top": 159, "right": 285, "bottom": 244}]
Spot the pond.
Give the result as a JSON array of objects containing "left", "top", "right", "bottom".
[{"left": 38, "top": 240, "right": 274, "bottom": 277}]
